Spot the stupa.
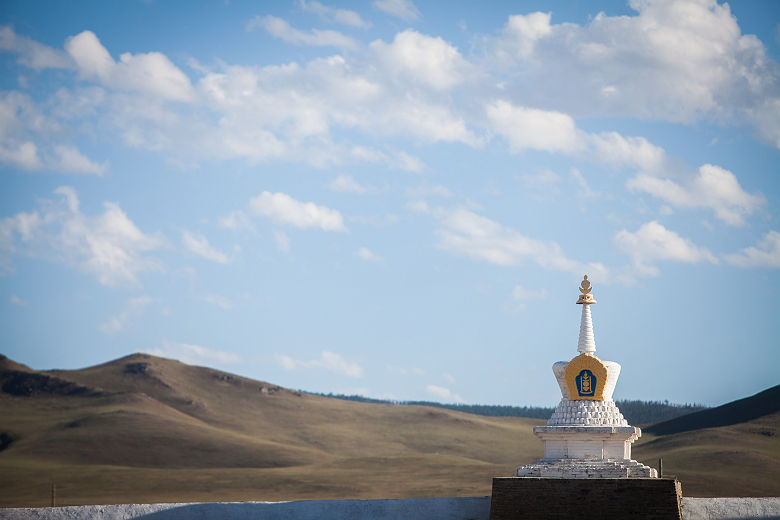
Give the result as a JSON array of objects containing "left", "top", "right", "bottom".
[{"left": 516, "top": 275, "right": 657, "bottom": 478}]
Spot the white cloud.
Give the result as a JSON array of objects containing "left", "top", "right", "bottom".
[
  {"left": 486, "top": 100, "right": 582, "bottom": 153},
  {"left": 248, "top": 15, "right": 359, "bottom": 50},
  {"left": 436, "top": 207, "right": 608, "bottom": 280},
  {"left": 442, "top": 373, "right": 456, "bottom": 385},
  {"left": 54, "top": 145, "right": 107, "bottom": 175},
  {"left": 373, "top": 0, "right": 420, "bottom": 21},
  {"left": 485, "top": 1, "right": 780, "bottom": 148},
  {"left": 724, "top": 230, "right": 780, "bottom": 268},
  {"left": 0, "top": 92, "right": 105, "bottom": 174},
  {"left": 357, "top": 247, "right": 383, "bottom": 262},
  {"left": 145, "top": 341, "right": 240, "bottom": 365},
  {"left": 182, "top": 231, "right": 231, "bottom": 264},
  {"left": 0, "top": 25, "right": 72, "bottom": 70},
  {"left": 495, "top": 12, "right": 552, "bottom": 59},
  {"left": 64, "top": 30, "right": 194, "bottom": 102},
  {"left": 250, "top": 191, "right": 347, "bottom": 231},
  {"left": 370, "top": 30, "right": 467, "bottom": 90},
  {"left": 9, "top": 294, "right": 28, "bottom": 307},
  {"left": 587, "top": 132, "right": 666, "bottom": 173},
  {"left": 627, "top": 164, "right": 765, "bottom": 226},
  {"left": 99, "top": 296, "right": 153, "bottom": 333},
  {"left": 218, "top": 210, "right": 254, "bottom": 231},
  {"left": 486, "top": 99, "right": 668, "bottom": 173},
  {"left": 202, "top": 294, "right": 234, "bottom": 309},
  {"left": 328, "top": 175, "right": 372, "bottom": 194},
  {"left": 570, "top": 168, "right": 598, "bottom": 199},
  {"left": 425, "top": 384, "right": 463, "bottom": 403},
  {"left": 614, "top": 221, "right": 718, "bottom": 277},
  {"left": 298, "top": 1, "right": 371, "bottom": 29},
  {"left": 277, "top": 350, "right": 364, "bottom": 378},
  {"left": 0, "top": 186, "right": 163, "bottom": 286},
  {"left": 395, "top": 151, "right": 426, "bottom": 172},
  {"left": 0, "top": 141, "right": 41, "bottom": 170}
]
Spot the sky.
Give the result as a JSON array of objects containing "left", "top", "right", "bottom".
[{"left": 1, "top": 0, "right": 778, "bottom": 408}]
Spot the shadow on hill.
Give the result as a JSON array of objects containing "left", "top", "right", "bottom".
[{"left": 645, "top": 385, "right": 780, "bottom": 436}]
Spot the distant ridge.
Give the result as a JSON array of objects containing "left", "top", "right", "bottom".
[{"left": 645, "top": 384, "right": 780, "bottom": 435}]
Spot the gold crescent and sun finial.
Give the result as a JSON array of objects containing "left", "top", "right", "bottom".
[{"left": 576, "top": 275, "right": 596, "bottom": 304}]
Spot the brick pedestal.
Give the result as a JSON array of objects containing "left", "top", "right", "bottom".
[{"left": 489, "top": 477, "right": 682, "bottom": 520}]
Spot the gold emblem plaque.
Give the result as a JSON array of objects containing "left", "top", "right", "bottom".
[{"left": 564, "top": 354, "right": 608, "bottom": 401}]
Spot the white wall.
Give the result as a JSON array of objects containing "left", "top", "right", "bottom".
[{"left": 2, "top": 496, "right": 779, "bottom": 519}]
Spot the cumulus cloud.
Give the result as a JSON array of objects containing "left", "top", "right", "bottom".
[
  {"left": 486, "top": 101, "right": 582, "bottom": 153},
  {"left": 0, "top": 25, "right": 72, "bottom": 70},
  {"left": 218, "top": 211, "right": 254, "bottom": 231},
  {"left": 0, "top": 92, "right": 105, "bottom": 174},
  {"left": 0, "top": 186, "right": 163, "bottom": 286},
  {"left": 248, "top": 15, "right": 359, "bottom": 50},
  {"left": 485, "top": 99, "right": 670, "bottom": 175},
  {"left": 370, "top": 30, "right": 467, "bottom": 90},
  {"left": 64, "top": 30, "right": 194, "bottom": 102},
  {"left": 357, "top": 246, "right": 383, "bottom": 262},
  {"left": 484, "top": 0, "right": 780, "bottom": 148},
  {"left": 425, "top": 384, "right": 464, "bottom": 403},
  {"left": 614, "top": 221, "right": 718, "bottom": 277},
  {"left": 250, "top": 191, "right": 347, "bottom": 231},
  {"left": 435, "top": 207, "right": 608, "bottom": 280},
  {"left": 328, "top": 175, "right": 373, "bottom": 194},
  {"left": 373, "top": 0, "right": 420, "bottom": 21},
  {"left": 145, "top": 341, "right": 240, "bottom": 365},
  {"left": 277, "top": 350, "right": 364, "bottom": 378},
  {"left": 99, "top": 296, "right": 153, "bottom": 333},
  {"left": 298, "top": 1, "right": 371, "bottom": 29},
  {"left": 627, "top": 164, "right": 765, "bottom": 226},
  {"left": 724, "top": 230, "right": 780, "bottom": 268},
  {"left": 182, "top": 230, "right": 231, "bottom": 264},
  {"left": 53, "top": 145, "right": 107, "bottom": 175}
]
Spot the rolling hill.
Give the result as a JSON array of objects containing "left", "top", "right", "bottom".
[
  {"left": 1, "top": 353, "right": 777, "bottom": 506},
  {"left": 0, "top": 353, "right": 543, "bottom": 507},
  {"left": 633, "top": 384, "right": 780, "bottom": 497}
]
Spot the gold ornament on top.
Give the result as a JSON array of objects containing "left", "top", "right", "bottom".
[{"left": 576, "top": 275, "right": 597, "bottom": 304}]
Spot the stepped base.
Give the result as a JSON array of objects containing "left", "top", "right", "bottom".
[
  {"left": 516, "top": 457, "right": 658, "bottom": 478},
  {"left": 490, "top": 477, "right": 681, "bottom": 520}
]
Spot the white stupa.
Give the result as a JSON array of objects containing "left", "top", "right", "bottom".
[{"left": 516, "top": 276, "right": 657, "bottom": 478}]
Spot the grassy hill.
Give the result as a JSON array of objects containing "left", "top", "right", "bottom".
[
  {"left": 0, "top": 353, "right": 543, "bottom": 507},
  {"left": 1, "top": 354, "right": 777, "bottom": 506},
  {"left": 632, "top": 384, "right": 780, "bottom": 497}
]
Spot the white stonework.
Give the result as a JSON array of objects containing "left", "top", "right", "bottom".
[{"left": 517, "top": 276, "right": 657, "bottom": 478}]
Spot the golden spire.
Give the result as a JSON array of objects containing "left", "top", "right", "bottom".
[{"left": 576, "top": 275, "right": 596, "bottom": 304}]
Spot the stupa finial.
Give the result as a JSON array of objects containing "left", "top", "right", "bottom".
[
  {"left": 576, "top": 275, "right": 596, "bottom": 355},
  {"left": 576, "top": 275, "right": 596, "bottom": 304}
]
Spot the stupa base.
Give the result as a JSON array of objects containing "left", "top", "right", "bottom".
[
  {"left": 516, "top": 457, "right": 658, "bottom": 478},
  {"left": 490, "top": 477, "right": 681, "bottom": 520}
]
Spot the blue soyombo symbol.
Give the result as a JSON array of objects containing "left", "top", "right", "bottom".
[{"left": 576, "top": 369, "right": 596, "bottom": 397}]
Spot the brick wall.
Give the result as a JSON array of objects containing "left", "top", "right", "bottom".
[{"left": 490, "top": 477, "right": 682, "bottom": 520}]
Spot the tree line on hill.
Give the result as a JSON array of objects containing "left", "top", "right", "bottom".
[{"left": 313, "top": 393, "right": 707, "bottom": 425}]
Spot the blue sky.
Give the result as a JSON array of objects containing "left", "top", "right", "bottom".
[{"left": 1, "top": 0, "right": 778, "bottom": 408}]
